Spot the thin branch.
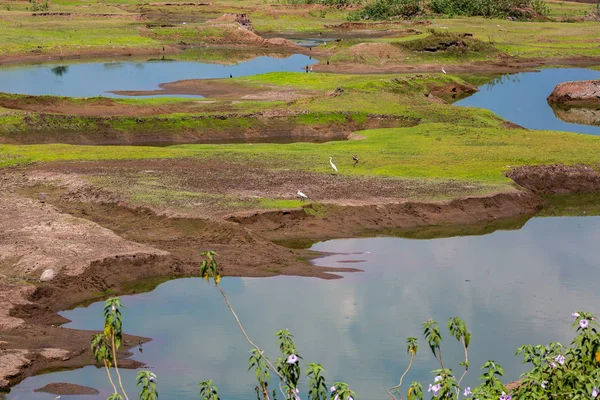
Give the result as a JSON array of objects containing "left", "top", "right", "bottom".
[
  {"left": 387, "top": 352, "right": 415, "bottom": 400},
  {"left": 111, "top": 333, "right": 129, "bottom": 400},
  {"left": 457, "top": 338, "right": 469, "bottom": 388},
  {"left": 215, "top": 282, "right": 289, "bottom": 396},
  {"left": 103, "top": 359, "right": 119, "bottom": 395},
  {"left": 437, "top": 346, "right": 446, "bottom": 372}
]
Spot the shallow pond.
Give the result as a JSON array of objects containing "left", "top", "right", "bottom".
[
  {"left": 456, "top": 68, "right": 600, "bottom": 135},
  {"left": 7, "top": 216, "right": 600, "bottom": 399},
  {"left": 0, "top": 54, "right": 313, "bottom": 98}
]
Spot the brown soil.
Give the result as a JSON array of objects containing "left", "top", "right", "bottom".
[
  {"left": 507, "top": 164, "right": 600, "bottom": 194},
  {"left": 1, "top": 161, "right": 600, "bottom": 390},
  {"left": 0, "top": 111, "right": 416, "bottom": 145},
  {"left": 547, "top": 79, "right": 600, "bottom": 107},
  {"left": 426, "top": 80, "right": 479, "bottom": 101},
  {"left": 35, "top": 382, "right": 100, "bottom": 395},
  {"left": 109, "top": 78, "right": 303, "bottom": 97}
]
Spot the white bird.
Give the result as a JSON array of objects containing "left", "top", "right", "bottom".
[
  {"left": 329, "top": 157, "right": 338, "bottom": 173},
  {"left": 297, "top": 190, "right": 308, "bottom": 201},
  {"left": 442, "top": 67, "right": 447, "bottom": 74}
]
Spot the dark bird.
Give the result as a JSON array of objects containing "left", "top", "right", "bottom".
[
  {"left": 229, "top": 74, "right": 233, "bottom": 78},
  {"left": 327, "top": 59, "right": 330, "bottom": 65},
  {"left": 352, "top": 155, "right": 359, "bottom": 167}
]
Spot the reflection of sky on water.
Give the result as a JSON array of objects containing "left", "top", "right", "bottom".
[
  {"left": 7, "top": 216, "right": 600, "bottom": 399},
  {"left": 456, "top": 68, "right": 600, "bottom": 135},
  {"left": 0, "top": 54, "right": 312, "bottom": 98}
]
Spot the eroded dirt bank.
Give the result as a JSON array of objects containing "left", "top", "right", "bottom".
[
  {"left": 0, "top": 112, "right": 416, "bottom": 146},
  {"left": 1, "top": 163, "right": 599, "bottom": 392}
]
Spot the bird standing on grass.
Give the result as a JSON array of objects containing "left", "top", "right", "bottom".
[
  {"left": 352, "top": 155, "right": 359, "bottom": 167},
  {"left": 329, "top": 157, "right": 338, "bottom": 173},
  {"left": 297, "top": 190, "right": 308, "bottom": 201}
]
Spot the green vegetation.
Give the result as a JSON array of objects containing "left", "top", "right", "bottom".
[{"left": 350, "top": 0, "right": 550, "bottom": 20}]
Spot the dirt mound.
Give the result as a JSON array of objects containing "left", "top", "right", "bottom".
[
  {"left": 547, "top": 80, "right": 600, "bottom": 107},
  {"left": 207, "top": 13, "right": 253, "bottom": 31},
  {"left": 334, "top": 42, "right": 407, "bottom": 64},
  {"left": 506, "top": 164, "right": 600, "bottom": 194},
  {"left": 400, "top": 30, "right": 497, "bottom": 55},
  {"left": 35, "top": 382, "right": 100, "bottom": 395},
  {"left": 426, "top": 81, "right": 478, "bottom": 101}
]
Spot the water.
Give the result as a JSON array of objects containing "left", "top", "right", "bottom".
[
  {"left": 456, "top": 68, "right": 600, "bottom": 134},
  {"left": 0, "top": 54, "right": 313, "bottom": 98},
  {"left": 7, "top": 216, "right": 600, "bottom": 399}
]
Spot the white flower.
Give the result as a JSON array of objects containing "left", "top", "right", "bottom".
[
  {"left": 434, "top": 375, "right": 443, "bottom": 383},
  {"left": 330, "top": 386, "right": 336, "bottom": 393},
  {"left": 572, "top": 312, "right": 580, "bottom": 318},
  {"left": 286, "top": 354, "right": 299, "bottom": 364},
  {"left": 541, "top": 381, "right": 548, "bottom": 389}
]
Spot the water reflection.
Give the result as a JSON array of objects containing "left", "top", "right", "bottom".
[
  {"left": 50, "top": 65, "right": 68, "bottom": 77},
  {"left": 456, "top": 68, "right": 600, "bottom": 134},
  {"left": 7, "top": 216, "right": 600, "bottom": 399},
  {"left": 0, "top": 54, "right": 313, "bottom": 98}
]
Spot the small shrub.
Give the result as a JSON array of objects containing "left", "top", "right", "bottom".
[
  {"left": 351, "top": 0, "right": 548, "bottom": 20},
  {"left": 399, "top": 29, "right": 498, "bottom": 55},
  {"left": 350, "top": 0, "right": 424, "bottom": 19}
]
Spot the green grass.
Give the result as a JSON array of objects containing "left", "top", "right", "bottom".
[{"left": 3, "top": 118, "right": 600, "bottom": 184}]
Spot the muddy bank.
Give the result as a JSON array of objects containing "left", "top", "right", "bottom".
[
  {"left": 0, "top": 111, "right": 417, "bottom": 145},
  {"left": 227, "top": 191, "right": 543, "bottom": 241},
  {"left": 35, "top": 382, "right": 100, "bottom": 395},
  {"left": 507, "top": 164, "right": 600, "bottom": 195},
  {"left": 109, "top": 77, "right": 307, "bottom": 97}
]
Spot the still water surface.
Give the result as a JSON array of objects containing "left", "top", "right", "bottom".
[
  {"left": 456, "top": 68, "right": 600, "bottom": 135},
  {"left": 0, "top": 54, "right": 312, "bottom": 98},
  {"left": 7, "top": 216, "right": 600, "bottom": 399}
]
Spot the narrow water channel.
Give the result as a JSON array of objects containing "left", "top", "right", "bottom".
[
  {"left": 7, "top": 216, "right": 600, "bottom": 399},
  {"left": 0, "top": 54, "right": 313, "bottom": 98},
  {"left": 456, "top": 68, "right": 600, "bottom": 135}
]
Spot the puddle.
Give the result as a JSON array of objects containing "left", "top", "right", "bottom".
[{"left": 456, "top": 68, "right": 600, "bottom": 134}]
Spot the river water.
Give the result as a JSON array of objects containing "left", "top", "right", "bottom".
[
  {"left": 7, "top": 215, "right": 600, "bottom": 399},
  {"left": 456, "top": 68, "right": 600, "bottom": 135},
  {"left": 0, "top": 54, "right": 312, "bottom": 98}
]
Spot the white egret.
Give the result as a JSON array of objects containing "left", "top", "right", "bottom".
[
  {"left": 329, "top": 157, "right": 338, "bottom": 173},
  {"left": 442, "top": 67, "right": 447, "bottom": 74},
  {"left": 297, "top": 190, "right": 308, "bottom": 200}
]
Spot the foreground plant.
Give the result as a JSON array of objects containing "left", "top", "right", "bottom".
[
  {"left": 199, "top": 250, "right": 356, "bottom": 400},
  {"left": 91, "top": 297, "right": 158, "bottom": 400}
]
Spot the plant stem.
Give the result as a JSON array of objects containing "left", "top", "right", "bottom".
[
  {"left": 457, "top": 338, "right": 469, "bottom": 389},
  {"left": 103, "top": 359, "right": 119, "bottom": 395},
  {"left": 437, "top": 346, "right": 446, "bottom": 373},
  {"left": 387, "top": 352, "right": 415, "bottom": 400},
  {"left": 111, "top": 333, "right": 129, "bottom": 400},
  {"left": 215, "top": 282, "right": 287, "bottom": 398}
]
